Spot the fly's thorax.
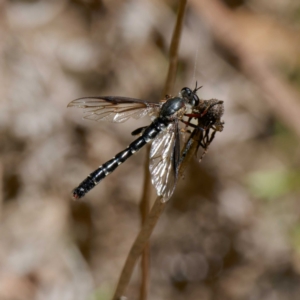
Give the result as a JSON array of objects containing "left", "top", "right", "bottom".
[
  {"left": 159, "top": 96, "right": 187, "bottom": 121},
  {"left": 150, "top": 117, "right": 169, "bottom": 131}
]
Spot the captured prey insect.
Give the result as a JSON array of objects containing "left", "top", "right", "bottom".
[
  {"left": 180, "top": 98, "right": 224, "bottom": 165},
  {"left": 68, "top": 85, "right": 224, "bottom": 202}
]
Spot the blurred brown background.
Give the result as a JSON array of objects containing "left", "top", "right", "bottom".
[{"left": 1, "top": 0, "right": 300, "bottom": 299}]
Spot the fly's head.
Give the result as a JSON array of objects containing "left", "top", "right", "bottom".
[
  {"left": 195, "top": 98, "right": 224, "bottom": 132},
  {"left": 180, "top": 84, "right": 202, "bottom": 108}
]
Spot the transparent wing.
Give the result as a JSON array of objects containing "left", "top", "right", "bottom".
[
  {"left": 149, "top": 122, "right": 180, "bottom": 202},
  {"left": 68, "top": 96, "right": 161, "bottom": 123}
]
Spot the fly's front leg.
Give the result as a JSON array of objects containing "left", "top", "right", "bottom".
[
  {"left": 180, "top": 119, "right": 205, "bottom": 130},
  {"left": 180, "top": 120, "right": 195, "bottom": 129},
  {"left": 199, "top": 130, "right": 209, "bottom": 149},
  {"left": 131, "top": 126, "right": 148, "bottom": 136},
  {"left": 185, "top": 108, "right": 210, "bottom": 119},
  {"left": 197, "top": 129, "right": 218, "bottom": 162},
  {"left": 198, "top": 130, "right": 218, "bottom": 162},
  {"left": 180, "top": 117, "right": 194, "bottom": 139},
  {"left": 201, "top": 129, "right": 216, "bottom": 148}
]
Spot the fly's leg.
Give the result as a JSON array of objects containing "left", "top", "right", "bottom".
[
  {"left": 198, "top": 129, "right": 217, "bottom": 162},
  {"left": 180, "top": 119, "right": 208, "bottom": 130},
  {"left": 131, "top": 126, "right": 148, "bottom": 136}
]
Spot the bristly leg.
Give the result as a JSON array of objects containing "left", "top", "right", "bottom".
[{"left": 197, "top": 129, "right": 217, "bottom": 162}]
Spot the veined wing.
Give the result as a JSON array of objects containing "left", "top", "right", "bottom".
[
  {"left": 68, "top": 96, "right": 161, "bottom": 123},
  {"left": 149, "top": 121, "right": 180, "bottom": 202}
]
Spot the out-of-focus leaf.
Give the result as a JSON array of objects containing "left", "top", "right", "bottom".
[
  {"left": 89, "top": 284, "right": 113, "bottom": 300},
  {"left": 246, "top": 169, "right": 300, "bottom": 200}
]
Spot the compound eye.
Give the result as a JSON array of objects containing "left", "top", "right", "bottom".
[
  {"left": 193, "top": 94, "right": 199, "bottom": 106},
  {"left": 181, "top": 87, "right": 191, "bottom": 96}
]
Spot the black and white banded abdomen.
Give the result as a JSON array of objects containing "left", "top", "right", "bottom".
[{"left": 72, "top": 118, "right": 167, "bottom": 199}]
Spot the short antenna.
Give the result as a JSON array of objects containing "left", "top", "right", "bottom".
[{"left": 193, "top": 81, "right": 203, "bottom": 93}]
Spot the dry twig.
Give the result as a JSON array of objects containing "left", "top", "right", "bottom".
[
  {"left": 117, "top": 1, "right": 187, "bottom": 299},
  {"left": 162, "top": 0, "right": 187, "bottom": 97},
  {"left": 138, "top": 153, "right": 151, "bottom": 300},
  {"left": 112, "top": 129, "right": 201, "bottom": 300}
]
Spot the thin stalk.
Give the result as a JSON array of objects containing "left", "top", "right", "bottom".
[
  {"left": 138, "top": 150, "right": 151, "bottom": 300},
  {"left": 137, "top": 1, "right": 188, "bottom": 299},
  {"left": 112, "top": 130, "right": 201, "bottom": 300},
  {"left": 163, "top": 0, "right": 187, "bottom": 96}
]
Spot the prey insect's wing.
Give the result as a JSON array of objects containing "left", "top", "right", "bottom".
[
  {"left": 68, "top": 96, "right": 161, "bottom": 123},
  {"left": 149, "top": 121, "right": 180, "bottom": 202}
]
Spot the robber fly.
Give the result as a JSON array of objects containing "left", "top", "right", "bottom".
[{"left": 68, "top": 84, "right": 224, "bottom": 202}]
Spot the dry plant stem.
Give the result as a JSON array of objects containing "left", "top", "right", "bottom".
[
  {"left": 112, "top": 195, "right": 165, "bottom": 300},
  {"left": 139, "top": 147, "right": 151, "bottom": 300},
  {"left": 137, "top": 1, "right": 188, "bottom": 299},
  {"left": 0, "top": 161, "right": 2, "bottom": 218},
  {"left": 190, "top": 0, "right": 300, "bottom": 138},
  {"left": 139, "top": 240, "right": 149, "bottom": 300},
  {"left": 162, "top": 0, "right": 187, "bottom": 96},
  {"left": 112, "top": 131, "right": 200, "bottom": 300}
]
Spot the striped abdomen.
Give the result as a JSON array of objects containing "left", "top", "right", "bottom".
[{"left": 72, "top": 118, "right": 167, "bottom": 199}]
